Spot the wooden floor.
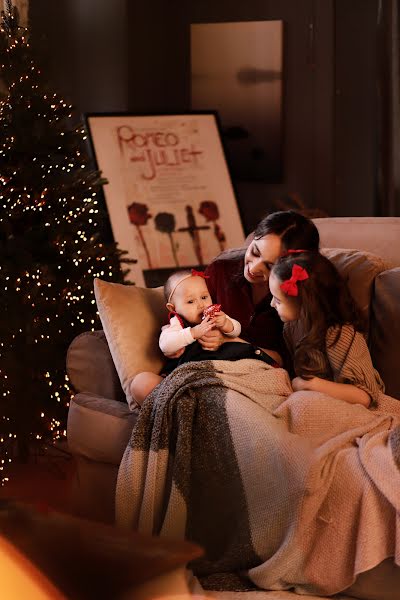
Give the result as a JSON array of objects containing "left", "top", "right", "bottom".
[
  {"left": 0, "top": 445, "right": 373, "bottom": 600},
  {"left": 0, "top": 442, "right": 204, "bottom": 600},
  {"left": 0, "top": 441, "right": 76, "bottom": 514}
]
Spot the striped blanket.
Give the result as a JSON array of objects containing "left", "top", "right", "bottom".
[{"left": 116, "top": 359, "right": 400, "bottom": 596}]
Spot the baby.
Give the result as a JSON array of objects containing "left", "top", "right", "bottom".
[{"left": 130, "top": 269, "right": 241, "bottom": 405}]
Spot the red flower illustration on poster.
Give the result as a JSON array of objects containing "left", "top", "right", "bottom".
[
  {"left": 199, "top": 201, "right": 226, "bottom": 251},
  {"left": 128, "top": 202, "right": 153, "bottom": 268}
]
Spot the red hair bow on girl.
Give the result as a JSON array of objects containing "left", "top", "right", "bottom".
[
  {"left": 191, "top": 269, "right": 209, "bottom": 279},
  {"left": 280, "top": 264, "right": 309, "bottom": 296}
]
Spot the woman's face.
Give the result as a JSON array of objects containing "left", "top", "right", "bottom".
[{"left": 244, "top": 233, "right": 283, "bottom": 286}]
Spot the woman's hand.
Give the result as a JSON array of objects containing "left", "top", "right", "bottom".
[{"left": 198, "top": 328, "right": 225, "bottom": 351}]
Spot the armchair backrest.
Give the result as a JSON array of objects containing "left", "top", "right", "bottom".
[{"left": 314, "top": 217, "right": 400, "bottom": 267}]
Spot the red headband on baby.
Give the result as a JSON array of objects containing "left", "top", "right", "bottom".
[{"left": 280, "top": 264, "right": 309, "bottom": 296}]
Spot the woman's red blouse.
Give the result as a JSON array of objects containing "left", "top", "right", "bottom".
[{"left": 204, "top": 257, "right": 285, "bottom": 355}]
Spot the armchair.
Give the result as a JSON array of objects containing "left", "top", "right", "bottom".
[{"left": 66, "top": 217, "right": 400, "bottom": 600}]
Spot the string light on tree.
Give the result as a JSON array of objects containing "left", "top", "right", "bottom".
[{"left": 0, "top": 0, "right": 133, "bottom": 478}]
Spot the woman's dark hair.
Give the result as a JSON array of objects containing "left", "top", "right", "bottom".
[
  {"left": 254, "top": 210, "right": 320, "bottom": 252},
  {"left": 210, "top": 210, "right": 320, "bottom": 277},
  {"left": 272, "top": 251, "right": 365, "bottom": 379}
]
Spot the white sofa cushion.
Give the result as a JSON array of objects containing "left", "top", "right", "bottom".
[
  {"left": 66, "top": 330, "right": 125, "bottom": 401},
  {"left": 67, "top": 393, "right": 138, "bottom": 464}
]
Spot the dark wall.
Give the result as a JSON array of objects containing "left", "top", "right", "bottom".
[
  {"left": 29, "top": 0, "right": 128, "bottom": 112},
  {"left": 29, "top": 0, "right": 382, "bottom": 231},
  {"left": 187, "top": 1, "right": 335, "bottom": 229},
  {"left": 334, "top": 0, "right": 378, "bottom": 216}
]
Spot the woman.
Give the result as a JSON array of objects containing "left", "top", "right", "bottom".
[{"left": 202, "top": 210, "right": 320, "bottom": 366}]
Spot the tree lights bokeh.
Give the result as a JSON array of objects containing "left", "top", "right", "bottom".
[{"left": 0, "top": 1, "right": 131, "bottom": 478}]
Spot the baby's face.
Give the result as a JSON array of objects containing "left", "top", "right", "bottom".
[{"left": 172, "top": 277, "right": 212, "bottom": 324}]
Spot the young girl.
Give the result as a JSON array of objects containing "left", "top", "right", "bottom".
[{"left": 269, "top": 251, "right": 384, "bottom": 407}]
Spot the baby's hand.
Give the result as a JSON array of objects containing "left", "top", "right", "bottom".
[
  {"left": 191, "top": 316, "right": 214, "bottom": 340},
  {"left": 212, "top": 311, "right": 230, "bottom": 332},
  {"left": 202, "top": 304, "right": 221, "bottom": 320}
]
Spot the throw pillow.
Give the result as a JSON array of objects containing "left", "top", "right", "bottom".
[
  {"left": 94, "top": 279, "right": 167, "bottom": 409},
  {"left": 370, "top": 267, "right": 400, "bottom": 399},
  {"left": 322, "top": 247, "right": 389, "bottom": 328}
]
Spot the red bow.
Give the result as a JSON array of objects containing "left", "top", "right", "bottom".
[
  {"left": 191, "top": 269, "right": 209, "bottom": 279},
  {"left": 282, "top": 249, "right": 307, "bottom": 257},
  {"left": 280, "top": 264, "right": 309, "bottom": 296}
]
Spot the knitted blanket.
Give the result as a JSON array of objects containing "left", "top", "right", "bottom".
[{"left": 115, "top": 360, "right": 400, "bottom": 596}]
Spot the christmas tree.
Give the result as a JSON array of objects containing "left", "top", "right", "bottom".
[{"left": 0, "top": 1, "right": 131, "bottom": 473}]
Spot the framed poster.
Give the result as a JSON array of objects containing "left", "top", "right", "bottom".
[
  {"left": 191, "top": 20, "right": 284, "bottom": 182},
  {"left": 86, "top": 113, "right": 245, "bottom": 287}
]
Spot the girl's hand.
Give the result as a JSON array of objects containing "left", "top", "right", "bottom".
[
  {"left": 198, "top": 328, "right": 225, "bottom": 351},
  {"left": 293, "top": 376, "right": 371, "bottom": 407},
  {"left": 191, "top": 316, "right": 214, "bottom": 340},
  {"left": 292, "top": 376, "right": 315, "bottom": 392}
]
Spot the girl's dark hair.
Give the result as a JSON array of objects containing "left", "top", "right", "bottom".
[{"left": 272, "top": 251, "right": 365, "bottom": 379}]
